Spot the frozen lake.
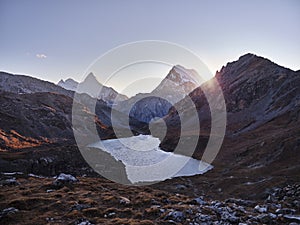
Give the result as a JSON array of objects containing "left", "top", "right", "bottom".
[{"left": 89, "top": 135, "right": 212, "bottom": 184}]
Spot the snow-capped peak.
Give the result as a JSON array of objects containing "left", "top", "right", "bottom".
[
  {"left": 152, "top": 65, "right": 200, "bottom": 99},
  {"left": 168, "top": 65, "right": 199, "bottom": 86}
]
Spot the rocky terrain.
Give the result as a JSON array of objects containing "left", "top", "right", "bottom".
[{"left": 0, "top": 173, "right": 299, "bottom": 224}]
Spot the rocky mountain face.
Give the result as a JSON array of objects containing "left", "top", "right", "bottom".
[
  {"left": 58, "top": 73, "right": 128, "bottom": 104},
  {"left": 157, "top": 53, "right": 300, "bottom": 199},
  {"left": 0, "top": 72, "right": 146, "bottom": 150},
  {"left": 0, "top": 91, "right": 116, "bottom": 150},
  {"left": 116, "top": 65, "right": 201, "bottom": 123},
  {"left": 160, "top": 54, "right": 300, "bottom": 145},
  {"left": 152, "top": 65, "right": 200, "bottom": 102},
  {"left": 0, "top": 72, "right": 73, "bottom": 97}
]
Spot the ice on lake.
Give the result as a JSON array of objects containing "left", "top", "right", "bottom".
[{"left": 89, "top": 135, "right": 212, "bottom": 184}]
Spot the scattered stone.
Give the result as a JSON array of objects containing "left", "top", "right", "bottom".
[
  {"left": 0, "top": 177, "right": 20, "bottom": 186},
  {"left": 71, "top": 203, "right": 91, "bottom": 211},
  {"left": 283, "top": 215, "right": 300, "bottom": 223},
  {"left": 175, "top": 184, "right": 187, "bottom": 190},
  {"left": 56, "top": 173, "right": 78, "bottom": 182},
  {"left": 225, "top": 198, "right": 255, "bottom": 207},
  {"left": 119, "top": 196, "right": 130, "bottom": 205},
  {"left": 257, "top": 213, "right": 271, "bottom": 223},
  {"left": 254, "top": 205, "right": 268, "bottom": 213},
  {"left": 276, "top": 208, "right": 296, "bottom": 215},
  {"left": 0, "top": 207, "right": 19, "bottom": 218},
  {"left": 191, "top": 197, "right": 207, "bottom": 205},
  {"left": 165, "top": 210, "right": 185, "bottom": 222},
  {"left": 195, "top": 214, "right": 212, "bottom": 222},
  {"left": 52, "top": 173, "right": 78, "bottom": 188},
  {"left": 269, "top": 213, "right": 277, "bottom": 219},
  {"left": 106, "top": 212, "right": 116, "bottom": 218},
  {"left": 75, "top": 218, "right": 94, "bottom": 225},
  {"left": 220, "top": 209, "right": 239, "bottom": 223}
]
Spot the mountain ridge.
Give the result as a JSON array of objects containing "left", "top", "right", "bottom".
[{"left": 58, "top": 72, "right": 128, "bottom": 104}]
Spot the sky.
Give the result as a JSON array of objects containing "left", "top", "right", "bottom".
[{"left": 0, "top": 0, "right": 299, "bottom": 95}]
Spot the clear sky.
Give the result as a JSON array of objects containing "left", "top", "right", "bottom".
[{"left": 0, "top": 0, "right": 299, "bottom": 95}]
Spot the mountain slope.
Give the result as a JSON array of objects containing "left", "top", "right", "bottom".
[
  {"left": 0, "top": 72, "right": 73, "bottom": 97},
  {"left": 0, "top": 91, "right": 116, "bottom": 150},
  {"left": 156, "top": 53, "right": 300, "bottom": 198}
]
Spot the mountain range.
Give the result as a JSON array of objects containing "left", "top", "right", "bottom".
[
  {"left": 0, "top": 53, "right": 299, "bottom": 201},
  {"left": 58, "top": 73, "right": 128, "bottom": 104}
]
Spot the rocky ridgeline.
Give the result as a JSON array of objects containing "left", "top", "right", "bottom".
[{"left": 0, "top": 173, "right": 299, "bottom": 224}]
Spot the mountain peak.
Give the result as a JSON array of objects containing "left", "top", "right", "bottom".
[
  {"left": 84, "top": 72, "right": 99, "bottom": 83},
  {"left": 238, "top": 53, "right": 257, "bottom": 60},
  {"left": 166, "top": 65, "right": 199, "bottom": 85},
  {"left": 216, "top": 53, "right": 274, "bottom": 83}
]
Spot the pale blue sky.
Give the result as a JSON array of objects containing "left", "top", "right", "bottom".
[{"left": 0, "top": 0, "right": 299, "bottom": 94}]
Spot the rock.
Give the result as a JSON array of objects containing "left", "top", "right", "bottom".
[
  {"left": 0, "top": 177, "right": 20, "bottom": 186},
  {"left": 225, "top": 198, "right": 255, "bottom": 207},
  {"left": 0, "top": 207, "right": 19, "bottom": 218},
  {"left": 191, "top": 197, "right": 207, "bottom": 205},
  {"left": 195, "top": 214, "right": 212, "bottom": 222},
  {"left": 254, "top": 205, "right": 268, "bottom": 213},
  {"left": 52, "top": 173, "right": 78, "bottom": 188},
  {"left": 221, "top": 210, "right": 239, "bottom": 223},
  {"left": 165, "top": 210, "right": 185, "bottom": 222},
  {"left": 56, "top": 173, "right": 78, "bottom": 182},
  {"left": 119, "top": 196, "right": 130, "bottom": 205},
  {"left": 46, "top": 217, "right": 54, "bottom": 222},
  {"left": 75, "top": 218, "right": 94, "bottom": 225},
  {"left": 276, "top": 208, "right": 296, "bottom": 215},
  {"left": 283, "top": 215, "right": 300, "bottom": 223},
  {"left": 293, "top": 200, "right": 300, "bottom": 208},
  {"left": 257, "top": 214, "right": 272, "bottom": 223},
  {"left": 107, "top": 212, "right": 116, "bottom": 217},
  {"left": 175, "top": 184, "right": 187, "bottom": 191},
  {"left": 71, "top": 204, "right": 91, "bottom": 211},
  {"left": 269, "top": 213, "right": 277, "bottom": 219}
]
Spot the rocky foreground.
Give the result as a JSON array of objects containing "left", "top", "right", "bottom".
[{"left": 0, "top": 173, "right": 299, "bottom": 225}]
